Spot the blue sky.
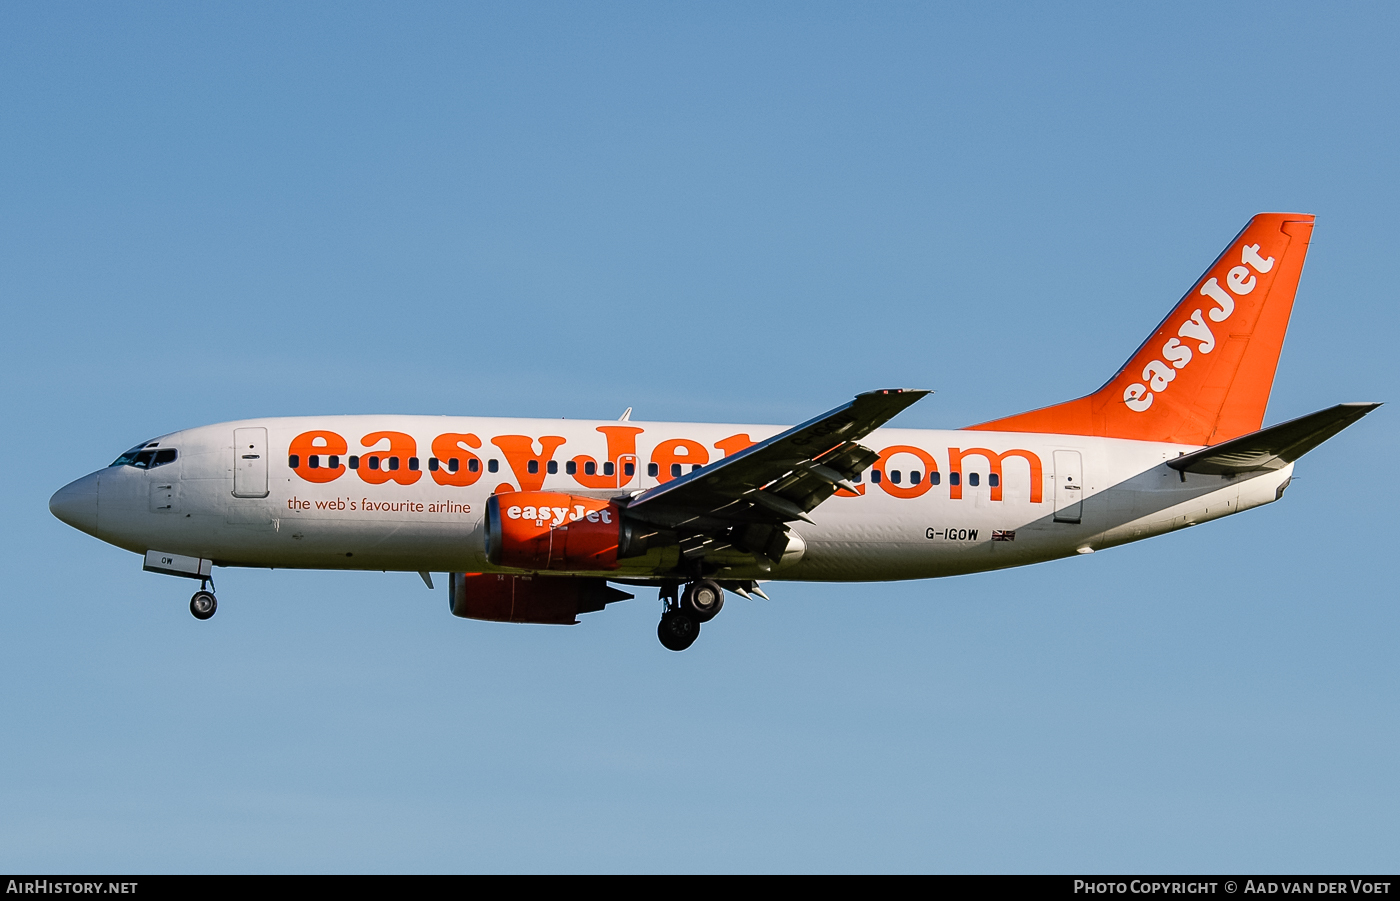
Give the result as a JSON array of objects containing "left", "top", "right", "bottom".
[{"left": 2, "top": 3, "right": 1396, "bottom": 872}]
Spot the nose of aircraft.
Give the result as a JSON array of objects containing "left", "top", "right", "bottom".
[{"left": 50, "top": 471, "right": 100, "bottom": 534}]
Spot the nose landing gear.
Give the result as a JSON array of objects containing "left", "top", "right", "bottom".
[
  {"left": 656, "top": 579, "right": 726, "bottom": 651},
  {"left": 190, "top": 581, "right": 217, "bottom": 620}
]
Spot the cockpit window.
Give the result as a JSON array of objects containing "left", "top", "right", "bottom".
[
  {"left": 110, "top": 442, "right": 178, "bottom": 469},
  {"left": 111, "top": 443, "right": 152, "bottom": 467}
]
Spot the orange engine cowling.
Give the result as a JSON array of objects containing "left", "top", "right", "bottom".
[
  {"left": 448, "top": 573, "right": 632, "bottom": 625},
  {"left": 485, "top": 492, "right": 626, "bottom": 571}
]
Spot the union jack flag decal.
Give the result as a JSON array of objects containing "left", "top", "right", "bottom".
[{"left": 991, "top": 530, "right": 1016, "bottom": 542}]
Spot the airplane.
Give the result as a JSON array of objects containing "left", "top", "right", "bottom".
[{"left": 49, "top": 213, "right": 1378, "bottom": 651}]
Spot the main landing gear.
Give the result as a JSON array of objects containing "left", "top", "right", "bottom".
[
  {"left": 657, "top": 610, "right": 699, "bottom": 652},
  {"left": 656, "top": 579, "right": 725, "bottom": 652},
  {"left": 190, "top": 580, "right": 217, "bottom": 620}
]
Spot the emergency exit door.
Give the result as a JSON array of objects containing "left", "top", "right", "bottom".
[
  {"left": 1053, "top": 450, "right": 1083, "bottom": 524},
  {"left": 233, "top": 427, "right": 269, "bottom": 498},
  {"left": 614, "top": 453, "right": 639, "bottom": 490}
]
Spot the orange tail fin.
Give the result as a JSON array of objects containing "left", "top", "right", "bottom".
[{"left": 967, "top": 213, "right": 1316, "bottom": 445}]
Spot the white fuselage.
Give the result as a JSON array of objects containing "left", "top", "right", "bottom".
[{"left": 58, "top": 415, "right": 1293, "bottom": 583}]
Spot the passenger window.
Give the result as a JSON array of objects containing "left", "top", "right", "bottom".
[
  {"left": 648, "top": 463, "right": 659, "bottom": 477},
  {"left": 408, "top": 457, "right": 419, "bottom": 471},
  {"left": 584, "top": 461, "right": 596, "bottom": 476},
  {"left": 989, "top": 473, "right": 999, "bottom": 487},
  {"left": 910, "top": 470, "right": 921, "bottom": 485},
  {"left": 389, "top": 457, "right": 400, "bottom": 471},
  {"left": 449, "top": 458, "right": 460, "bottom": 473},
  {"left": 624, "top": 462, "right": 635, "bottom": 477},
  {"left": 949, "top": 472, "right": 961, "bottom": 486},
  {"left": 969, "top": 473, "right": 979, "bottom": 487},
  {"left": 670, "top": 463, "right": 682, "bottom": 477},
  {"left": 289, "top": 455, "right": 300, "bottom": 469},
  {"left": 328, "top": 455, "right": 339, "bottom": 469},
  {"left": 930, "top": 471, "right": 940, "bottom": 485},
  {"left": 547, "top": 461, "right": 558, "bottom": 475},
  {"left": 692, "top": 464, "right": 701, "bottom": 472},
  {"left": 892, "top": 470, "right": 903, "bottom": 484},
  {"left": 527, "top": 460, "right": 539, "bottom": 474},
  {"left": 566, "top": 461, "right": 577, "bottom": 475},
  {"left": 308, "top": 456, "right": 320, "bottom": 470},
  {"left": 428, "top": 458, "right": 440, "bottom": 472},
  {"left": 488, "top": 459, "right": 499, "bottom": 473},
  {"left": 465, "top": 458, "right": 476, "bottom": 473},
  {"left": 349, "top": 456, "right": 359, "bottom": 470},
  {"left": 871, "top": 470, "right": 882, "bottom": 484},
  {"left": 369, "top": 456, "right": 380, "bottom": 471},
  {"left": 853, "top": 472, "right": 862, "bottom": 483},
  {"left": 603, "top": 462, "right": 614, "bottom": 476}
]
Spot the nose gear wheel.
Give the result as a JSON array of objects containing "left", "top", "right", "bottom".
[{"left": 190, "top": 590, "right": 217, "bottom": 620}]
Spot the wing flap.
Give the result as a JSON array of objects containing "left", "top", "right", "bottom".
[{"left": 624, "top": 389, "right": 927, "bottom": 529}]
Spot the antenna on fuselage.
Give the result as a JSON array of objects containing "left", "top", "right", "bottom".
[{"left": 619, "top": 407, "right": 632, "bottom": 422}]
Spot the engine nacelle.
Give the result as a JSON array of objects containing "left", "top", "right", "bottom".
[
  {"left": 485, "top": 492, "right": 628, "bottom": 571},
  {"left": 448, "top": 573, "right": 632, "bottom": 625}
]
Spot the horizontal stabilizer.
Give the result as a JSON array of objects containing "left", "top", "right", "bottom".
[{"left": 1168, "top": 403, "right": 1381, "bottom": 475}]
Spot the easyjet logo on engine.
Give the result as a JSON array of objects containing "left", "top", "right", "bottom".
[
  {"left": 1122, "top": 242, "right": 1276, "bottom": 413},
  {"left": 506, "top": 503, "right": 614, "bottom": 528},
  {"left": 486, "top": 492, "right": 623, "bottom": 571}
]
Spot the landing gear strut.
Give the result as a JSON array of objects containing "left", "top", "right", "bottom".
[
  {"left": 190, "top": 581, "right": 217, "bottom": 620},
  {"left": 656, "top": 580, "right": 725, "bottom": 651}
]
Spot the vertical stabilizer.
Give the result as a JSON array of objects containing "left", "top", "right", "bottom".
[{"left": 968, "top": 213, "right": 1315, "bottom": 445}]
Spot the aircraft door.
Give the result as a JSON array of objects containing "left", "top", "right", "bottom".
[
  {"left": 233, "top": 427, "right": 270, "bottom": 498},
  {"left": 1053, "top": 450, "right": 1083, "bottom": 524}
]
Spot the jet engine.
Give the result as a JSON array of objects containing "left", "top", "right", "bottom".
[
  {"left": 484, "top": 492, "right": 633, "bottom": 571},
  {"left": 448, "top": 573, "right": 632, "bottom": 625}
]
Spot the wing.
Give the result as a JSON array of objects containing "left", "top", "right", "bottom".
[
  {"left": 621, "top": 389, "right": 928, "bottom": 564},
  {"left": 1168, "top": 402, "right": 1380, "bottom": 475}
]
